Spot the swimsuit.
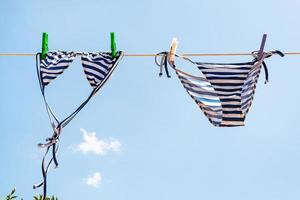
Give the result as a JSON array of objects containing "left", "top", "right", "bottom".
[
  {"left": 34, "top": 50, "right": 123, "bottom": 199},
  {"left": 155, "top": 50, "right": 284, "bottom": 127}
]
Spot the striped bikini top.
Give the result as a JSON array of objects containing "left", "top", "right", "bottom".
[
  {"left": 155, "top": 51, "right": 284, "bottom": 127},
  {"left": 34, "top": 51, "right": 123, "bottom": 199}
]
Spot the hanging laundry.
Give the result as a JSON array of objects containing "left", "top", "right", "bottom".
[
  {"left": 155, "top": 50, "right": 284, "bottom": 127},
  {"left": 34, "top": 50, "right": 123, "bottom": 199}
]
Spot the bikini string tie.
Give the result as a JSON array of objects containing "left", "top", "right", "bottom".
[
  {"left": 155, "top": 52, "right": 171, "bottom": 78},
  {"left": 33, "top": 126, "right": 61, "bottom": 200},
  {"left": 252, "top": 50, "right": 285, "bottom": 84}
]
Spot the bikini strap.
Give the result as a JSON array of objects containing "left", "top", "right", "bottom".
[
  {"left": 155, "top": 52, "right": 171, "bottom": 78},
  {"left": 252, "top": 50, "right": 285, "bottom": 84}
]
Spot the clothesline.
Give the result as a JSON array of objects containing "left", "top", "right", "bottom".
[{"left": 0, "top": 52, "right": 300, "bottom": 57}]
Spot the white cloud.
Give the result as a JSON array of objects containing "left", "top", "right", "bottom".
[
  {"left": 75, "top": 128, "right": 121, "bottom": 155},
  {"left": 86, "top": 172, "right": 102, "bottom": 188}
]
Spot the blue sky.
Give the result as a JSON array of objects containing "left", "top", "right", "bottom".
[{"left": 1, "top": 0, "right": 300, "bottom": 199}]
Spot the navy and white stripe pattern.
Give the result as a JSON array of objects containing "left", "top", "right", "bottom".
[
  {"left": 176, "top": 69, "right": 223, "bottom": 126},
  {"left": 81, "top": 52, "right": 122, "bottom": 88},
  {"left": 40, "top": 51, "right": 77, "bottom": 86},
  {"left": 176, "top": 60, "right": 263, "bottom": 127},
  {"left": 241, "top": 63, "right": 261, "bottom": 115}
]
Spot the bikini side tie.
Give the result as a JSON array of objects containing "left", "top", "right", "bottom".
[
  {"left": 155, "top": 52, "right": 171, "bottom": 78},
  {"left": 252, "top": 50, "right": 285, "bottom": 84}
]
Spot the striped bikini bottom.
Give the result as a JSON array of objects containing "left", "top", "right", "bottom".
[{"left": 156, "top": 51, "right": 283, "bottom": 127}]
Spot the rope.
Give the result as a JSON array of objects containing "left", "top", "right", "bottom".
[{"left": 1, "top": 52, "right": 300, "bottom": 57}]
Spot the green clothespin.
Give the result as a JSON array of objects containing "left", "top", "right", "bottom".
[
  {"left": 41, "top": 32, "right": 49, "bottom": 60},
  {"left": 110, "top": 32, "right": 117, "bottom": 58}
]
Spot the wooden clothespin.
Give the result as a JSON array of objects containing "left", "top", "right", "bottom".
[
  {"left": 168, "top": 37, "right": 178, "bottom": 64},
  {"left": 257, "top": 34, "right": 267, "bottom": 60},
  {"left": 41, "top": 32, "right": 49, "bottom": 60}
]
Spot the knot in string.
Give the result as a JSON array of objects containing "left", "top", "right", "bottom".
[
  {"left": 33, "top": 126, "right": 62, "bottom": 200},
  {"left": 155, "top": 52, "right": 171, "bottom": 78},
  {"left": 251, "top": 50, "right": 285, "bottom": 84}
]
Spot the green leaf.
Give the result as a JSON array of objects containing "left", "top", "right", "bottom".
[{"left": 11, "top": 188, "right": 16, "bottom": 196}]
